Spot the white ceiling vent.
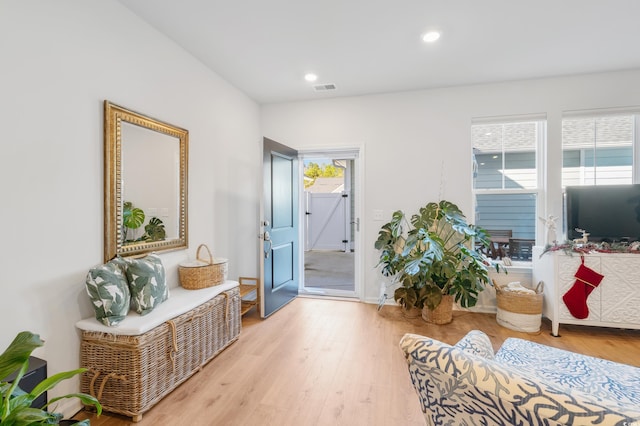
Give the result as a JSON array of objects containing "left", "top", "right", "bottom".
[{"left": 313, "top": 83, "right": 336, "bottom": 92}]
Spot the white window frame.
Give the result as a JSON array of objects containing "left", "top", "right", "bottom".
[{"left": 471, "top": 114, "right": 547, "bottom": 255}]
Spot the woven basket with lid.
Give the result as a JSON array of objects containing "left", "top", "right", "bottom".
[{"left": 178, "top": 244, "right": 228, "bottom": 289}]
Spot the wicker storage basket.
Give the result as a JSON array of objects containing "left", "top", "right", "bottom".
[
  {"left": 80, "top": 287, "right": 240, "bottom": 422},
  {"left": 422, "top": 294, "right": 454, "bottom": 324},
  {"left": 179, "top": 244, "right": 228, "bottom": 289},
  {"left": 495, "top": 281, "right": 543, "bottom": 332}
]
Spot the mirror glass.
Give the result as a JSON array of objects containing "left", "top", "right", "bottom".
[{"left": 104, "top": 101, "right": 188, "bottom": 261}]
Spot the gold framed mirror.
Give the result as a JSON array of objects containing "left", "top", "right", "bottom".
[{"left": 104, "top": 101, "right": 188, "bottom": 262}]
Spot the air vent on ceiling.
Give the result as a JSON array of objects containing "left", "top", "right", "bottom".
[{"left": 313, "top": 83, "right": 336, "bottom": 92}]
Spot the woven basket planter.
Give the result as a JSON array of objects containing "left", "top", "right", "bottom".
[
  {"left": 402, "top": 306, "right": 422, "bottom": 319},
  {"left": 422, "top": 294, "right": 454, "bottom": 324}
]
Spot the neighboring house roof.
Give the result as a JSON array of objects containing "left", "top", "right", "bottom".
[{"left": 306, "top": 177, "right": 344, "bottom": 193}]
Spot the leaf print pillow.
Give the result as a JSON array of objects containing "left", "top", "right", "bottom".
[
  {"left": 124, "top": 253, "right": 169, "bottom": 315},
  {"left": 85, "top": 258, "right": 131, "bottom": 326}
]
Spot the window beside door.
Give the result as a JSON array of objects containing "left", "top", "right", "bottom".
[{"left": 472, "top": 118, "right": 545, "bottom": 261}]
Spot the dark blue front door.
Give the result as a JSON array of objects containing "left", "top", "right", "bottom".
[{"left": 262, "top": 137, "right": 299, "bottom": 317}]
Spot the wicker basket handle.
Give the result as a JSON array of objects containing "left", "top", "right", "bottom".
[
  {"left": 88, "top": 369, "right": 126, "bottom": 400},
  {"left": 535, "top": 281, "right": 544, "bottom": 294},
  {"left": 196, "top": 244, "right": 214, "bottom": 265}
]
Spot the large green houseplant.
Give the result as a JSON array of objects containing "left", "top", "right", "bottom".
[
  {"left": 0, "top": 331, "right": 101, "bottom": 425},
  {"left": 375, "top": 200, "right": 501, "bottom": 318}
]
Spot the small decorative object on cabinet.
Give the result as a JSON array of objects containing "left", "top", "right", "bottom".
[{"left": 239, "top": 276, "right": 260, "bottom": 316}]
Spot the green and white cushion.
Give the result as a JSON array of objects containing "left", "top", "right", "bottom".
[
  {"left": 125, "top": 253, "right": 169, "bottom": 315},
  {"left": 85, "top": 258, "right": 130, "bottom": 326}
]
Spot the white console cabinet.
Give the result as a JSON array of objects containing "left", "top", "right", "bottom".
[{"left": 532, "top": 246, "right": 640, "bottom": 336}]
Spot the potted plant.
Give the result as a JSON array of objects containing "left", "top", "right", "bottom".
[
  {"left": 0, "top": 331, "right": 102, "bottom": 425},
  {"left": 375, "top": 200, "right": 502, "bottom": 323}
]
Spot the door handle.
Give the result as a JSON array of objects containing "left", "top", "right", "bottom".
[{"left": 263, "top": 231, "right": 272, "bottom": 258}]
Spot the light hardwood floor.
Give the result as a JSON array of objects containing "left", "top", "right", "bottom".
[{"left": 75, "top": 297, "right": 640, "bottom": 426}]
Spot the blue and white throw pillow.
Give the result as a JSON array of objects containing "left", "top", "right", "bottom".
[{"left": 454, "top": 329, "right": 495, "bottom": 360}]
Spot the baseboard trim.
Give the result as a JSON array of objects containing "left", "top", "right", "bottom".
[{"left": 50, "top": 398, "right": 83, "bottom": 421}]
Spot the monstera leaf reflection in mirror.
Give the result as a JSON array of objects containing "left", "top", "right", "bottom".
[
  {"left": 104, "top": 101, "right": 188, "bottom": 261},
  {"left": 143, "top": 217, "right": 166, "bottom": 242},
  {"left": 123, "top": 201, "right": 145, "bottom": 243},
  {"left": 122, "top": 201, "right": 166, "bottom": 244}
]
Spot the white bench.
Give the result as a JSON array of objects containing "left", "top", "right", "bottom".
[{"left": 76, "top": 281, "right": 241, "bottom": 422}]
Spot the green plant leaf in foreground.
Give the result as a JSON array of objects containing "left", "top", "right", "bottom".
[
  {"left": 0, "top": 331, "right": 102, "bottom": 425},
  {"left": 0, "top": 332, "right": 44, "bottom": 381}
]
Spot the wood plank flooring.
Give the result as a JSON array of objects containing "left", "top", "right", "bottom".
[{"left": 75, "top": 297, "right": 640, "bottom": 426}]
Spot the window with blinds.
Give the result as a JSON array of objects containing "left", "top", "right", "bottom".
[{"left": 561, "top": 115, "right": 635, "bottom": 187}]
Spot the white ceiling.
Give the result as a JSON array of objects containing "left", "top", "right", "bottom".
[{"left": 118, "top": 0, "right": 640, "bottom": 104}]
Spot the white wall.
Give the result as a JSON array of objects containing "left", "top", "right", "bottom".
[
  {"left": 0, "top": 0, "right": 261, "bottom": 416},
  {"left": 261, "top": 69, "right": 640, "bottom": 306},
  {"left": 4, "top": 0, "right": 640, "bottom": 415}
]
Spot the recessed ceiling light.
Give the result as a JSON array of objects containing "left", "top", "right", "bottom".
[
  {"left": 422, "top": 31, "right": 441, "bottom": 43},
  {"left": 304, "top": 73, "right": 318, "bottom": 82}
]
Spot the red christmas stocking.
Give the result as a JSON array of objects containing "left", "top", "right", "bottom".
[{"left": 562, "top": 258, "right": 604, "bottom": 319}]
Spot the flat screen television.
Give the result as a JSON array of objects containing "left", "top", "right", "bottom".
[{"left": 565, "top": 184, "right": 640, "bottom": 242}]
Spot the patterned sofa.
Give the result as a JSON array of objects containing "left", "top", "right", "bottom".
[{"left": 400, "top": 330, "right": 640, "bottom": 426}]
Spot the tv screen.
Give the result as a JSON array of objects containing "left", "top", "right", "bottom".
[{"left": 565, "top": 184, "right": 640, "bottom": 242}]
